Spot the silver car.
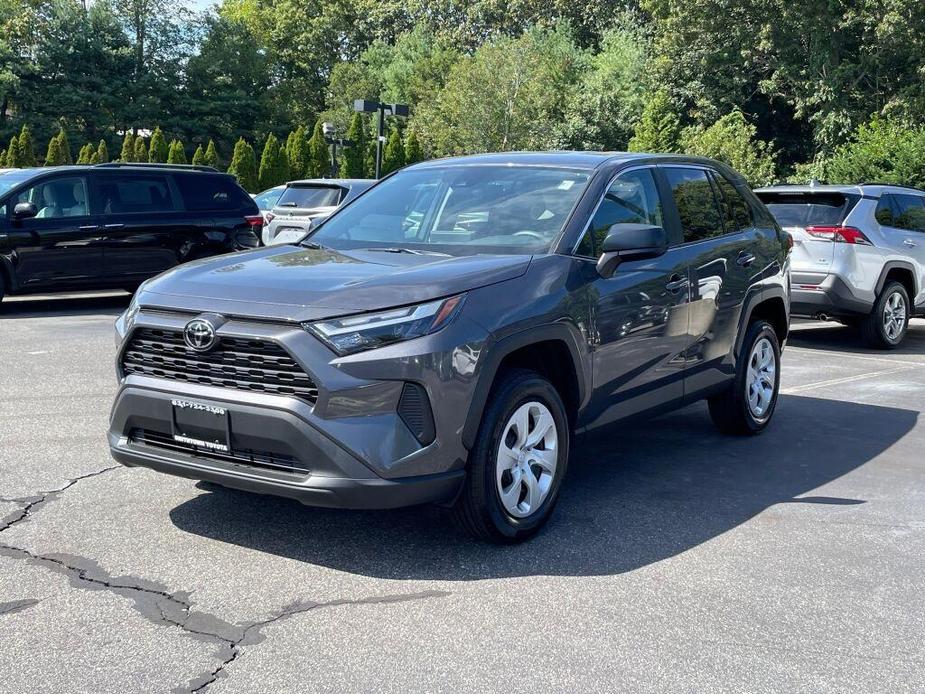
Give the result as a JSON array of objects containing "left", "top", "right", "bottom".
[
  {"left": 263, "top": 178, "right": 373, "bottom": 246},
  {"left": 755, "top": 183, "right": 925, "bottom": 348}
]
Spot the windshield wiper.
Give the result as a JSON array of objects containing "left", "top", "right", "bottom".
[
  {"left": 299, "top": 240, "right": 327, "bottom": 250},
  {"left": 358, "top": 247, "right": 451, "bottom": 257}
]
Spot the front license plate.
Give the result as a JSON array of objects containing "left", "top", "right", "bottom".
[{"left": 171, "top": 399, "right": 230, "bottom": 453}]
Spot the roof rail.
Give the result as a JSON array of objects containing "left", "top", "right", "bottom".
[
  {"left": 858, "top": 181, "right": 925, "bottom": 192},
  {"left": 95, "top": 162, "right": 219, "bottom": 172}
]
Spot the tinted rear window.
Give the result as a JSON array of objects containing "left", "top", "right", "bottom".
[
  {"left": 277, "top": 186, "right": 342, "bottom": 209},
  {"left": 175, "top": 173, "right": 254, "bottom": 211},
  {"left": 757, "top": 192, "right": 856, "bottom": 228}
]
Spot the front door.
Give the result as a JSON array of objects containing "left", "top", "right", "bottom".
[
  {"left": 4, "top": 174, "right": 102, "bottom": 289},
  {"left": 578, "top": 166, "right": 692, "bottom": 429}
]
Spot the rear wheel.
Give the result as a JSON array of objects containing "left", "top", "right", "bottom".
[
  {"left": 452, "top": 369, "right": 569, "bottom": 543},
  {"left": 708, "top": 320, "right": 781, "bottom": 435},
  {"left": 861, "top": 281, "right": 909, "bottom": 349}
]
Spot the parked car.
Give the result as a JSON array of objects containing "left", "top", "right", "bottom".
[
  {"left": 0, "top": 163, "right": 262, "bottom": 303},
  {"left": 109, "top": 152, "right": 790, "bottom": 542},
  {"left": 755, "top": 183, "right": 925, "bottom": 348},
  {"left": 252, "top": 184, "right": 286, "bottom": 223},
  {"left": 262, "top": 178, "right": 373, "bottom": 246}
]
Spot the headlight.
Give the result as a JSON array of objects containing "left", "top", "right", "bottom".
[{"left": 304, "top": 295, "right": 465, "bottom": 356}]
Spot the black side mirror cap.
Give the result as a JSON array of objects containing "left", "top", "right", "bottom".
[
  {"left": 596, "top": 223, "right": 669, "bottom": 278},
  {"left": 13, "top": 201, "right": 37, "bottom": 220}
]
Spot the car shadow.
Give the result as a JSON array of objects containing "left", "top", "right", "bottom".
[
  {"left": 0, "top": 292, "right": 130, "bottom": 319},
  {"left": 788, "top": 318, "right": 925, "bottom": 355},
  {"left": 169, "top": 394, "right": 917, "bottom": 580}
]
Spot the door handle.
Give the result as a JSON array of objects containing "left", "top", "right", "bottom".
[
  {"left": 736, "top": 252, "right": 756, "bottom": 267},
  {"left": 665, "top": 274, "right": 689, "bottom": 293},
  {"left": 903, "top": 239, "right": 918, "bottom": 247},
  {"left": 104, "top": 223, "right": 125, "bottom": 230}
]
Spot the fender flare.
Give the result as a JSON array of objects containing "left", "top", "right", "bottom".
[
  {"left": 875, "top": 260, "right": 918, "bottom": 297},
  {"left": 733, "top": 285, "right": 790, "bottom": 358},
  {"left": 460, "top": 322, "right": 590, "bottom": 450}
]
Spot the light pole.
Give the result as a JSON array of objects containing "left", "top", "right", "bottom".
[
  {"left": 322, "top": 122, "right": 354, "bottom": 178},
  {"left": 353, "top": 100, "right": 410, "bottom": 178}
]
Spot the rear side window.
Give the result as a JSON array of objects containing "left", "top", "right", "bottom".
[
  {"left": 277, "top": 186, "right": 342, "bottom": 209},
  {"left": 893, "top": 194, "right": 925, "bottom": 232},
  {"left": 713, "top": 175, "right": 753, "bottom": 233},
  {"left": 98, "top": 175, "right": 176, "bottom": 214},
  {"left": 757, "top": 192, "right": 856, "bottom": 228},
  {"left": 664, "top": 167, "right": 724, "bottom": 243},
  {"left": 175, "top": 173, "right": 253, "bottom": 211}
]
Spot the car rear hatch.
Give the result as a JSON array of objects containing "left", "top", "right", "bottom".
[{"left": 756, "top": 190, "right": 861, "bottom": 278}]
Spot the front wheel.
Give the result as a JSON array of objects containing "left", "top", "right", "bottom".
[
  {"left": 452, "top": 369, "right": 569, "bottom": 543},
  {"left": 861, "top": 281, "right": 909, "bottom": 349},
  {"left": 708, "top": 320, "right": 781, "bottom": 435}
]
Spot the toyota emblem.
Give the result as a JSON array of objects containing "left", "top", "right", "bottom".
[{"left": 184, "top": 318, "right": 217, "bottom": 352}]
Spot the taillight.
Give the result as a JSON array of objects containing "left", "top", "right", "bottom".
[
  {"left": 784, "top": 231, "right": 794, "bottom": 253},
  {"left": 805, "top": 225, "right": 872, "bottom": 245},
  {"left": 245, "top": 214, "right": 264, "bottom": 229}
]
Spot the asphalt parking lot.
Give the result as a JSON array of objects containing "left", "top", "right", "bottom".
[{"left": 1, "top": 292, "right": 923, "bottom": 694}]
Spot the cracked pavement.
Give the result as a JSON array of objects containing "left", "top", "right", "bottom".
[{"left": 1, "top": 292, "right": 924, "bottom": 693}]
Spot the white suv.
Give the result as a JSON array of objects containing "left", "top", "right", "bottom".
[{"left": 755, "top": 184, "right": 925, "bottom": 348}]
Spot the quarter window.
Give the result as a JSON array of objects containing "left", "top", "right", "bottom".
[
  {"left": 98, "top": 176, "right": 177, "bottom": 214},
  {"left": 576, "top": 168, "right": 663, "bottom": 257},
  {"left": 713, "top": 175, "right": 753, "bottom": 233},
  {"left": 664, "top": 167, "right": 724, "bottom": 243},
  {"left": 12, "top": 176, "right": 90, "bottom": 218}
]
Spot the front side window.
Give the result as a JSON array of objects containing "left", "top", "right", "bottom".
[
  {"left": 713, "top": 175, "right": 753, "bottom": 233},
  {"left": 893, "top": 194, "right": 925, "bottom": 232},
  {"left": 664, "top": 167, "right": 724, "bottom": 243},
  {"left": 576, "top": 168, "right": 663, "bottom": 257},
  {"left": 310, "top": 166, "right": 591, "bottom": 255},
  {"left": 98, "top": 175, "right": 177, "bottom": 214},
  {"left": 12, "top": 176, "right": 90, "bottom": 218}
]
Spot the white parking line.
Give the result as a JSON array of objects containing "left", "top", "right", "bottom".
[
  {"left": 782, "top": 365, "right": 917, "bottom": 394},
  {"left": 787, "top": 346, "right": 925, "bottom": 367}
]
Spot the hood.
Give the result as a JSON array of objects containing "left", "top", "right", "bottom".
[{"left": 140, "top": 245, "right": 532, "bottom": 322}]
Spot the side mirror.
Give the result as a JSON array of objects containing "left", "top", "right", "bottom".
[
  {"left": 596, "top": 223, "right": 669, "bottom": 278},
  {"left": 12, "top": 201, "right": 38, "bottom": 220}
]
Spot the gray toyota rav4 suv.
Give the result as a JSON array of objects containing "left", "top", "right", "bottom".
[{"left": 109, "top": 152, "right": 791, "bottom": 542}]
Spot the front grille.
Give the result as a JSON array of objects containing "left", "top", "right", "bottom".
[
  {"left": 121, "top": 328, "right": 318, "bottom": 404},
  {"left": 130, "top": 428, "right": 309, "bottom": 476}
]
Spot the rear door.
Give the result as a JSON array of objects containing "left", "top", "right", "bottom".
[
  {"left": 878, "top": 193, "right": 925, "bottom": 262},
  {"left": 95, "top": 171, "right": 187, "bottom": 281},
  {"left": 4, "top": 173, "right": 103, "bottom": 289},
  {"left": 174, "top": 173, "right": 262, "bottom": 252}
]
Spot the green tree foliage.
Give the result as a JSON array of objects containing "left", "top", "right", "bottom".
[
  {"left": 96, "top": 139, "right": 109, "bottom": 164},
  {"left": 681, "top": 111, "right": 778, "bottom": 186},
  {"left": 5, "top": 135, "right": 20, "bottom": 167},
  {"left": 191, "top": 144, "right": 205, "bottom": 165},
  {"left": 404, "top": 130, "right": 423, "bottom": 165},
  {"left": 89, "top": 148, "right": 100, "bottom": 164},
  {"left": 148, "top": 127, "right": 169, "bottom": 163},
  {"left": 341, "top": 114, "right": 367, "bottom": 177},
  {"left": 277, "top": 146, "right": 291, "bottom": 182},
  {"left": 133, "top": 136, "right": 147, "bottom": 163},
  {"left": 258, "top": 133, "right": 285, "bottom": 189},
  {"left": 305, "top": 121, "right": 330, "bottom": 178},
  {"left": 76, "top": 142, "right": 94, "bottom": 164},
  {"left": 629, "top": 91, "right": 682, "bottom": 153},
  {"left": 227, "top": 137, "right": 258, "bottom": 192},
  {"left": 203, "top": 139, "right": 219, "bottom": 168},
  {"left": 286, "top": 125, "right": 310, "bottom": 178},
  {"left": 381, "top": 127, "right": 405, "bottom": 174},
  {"left": 56, "top": 127, "right": 72, "bottom": 164},
  {"left": 120, "top": 132, "right": 135, "bottom": 162},
  {"left": 44, "top": 133, "right": 64, "bottom": 166},
  {"left": 17, "top": 125, "right": 36, "bottom": 166},
  {"left": 167, "top": 139, "right": 187, "bottom": 164}
]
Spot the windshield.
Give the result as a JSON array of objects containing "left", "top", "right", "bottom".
[
  {"left": 277, "top": 185, "right": 342, "bottom": 209},
  {"left": 758, "top": 192, "right": 857, "bottom": 228},
  {"left": 0, "top": 169, "right": 42, "bottom": 197},
  {"left": 309, "top": 166, "right": 591, "bottom": 255}
]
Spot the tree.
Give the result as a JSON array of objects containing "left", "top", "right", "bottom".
[
  {"left": 89, "top": 149, "right": 101, "bottom": 164},
  {"left": 167, "top": 139, "right": 186, "bottom": 164},
  {"left": 133, "top": 136, "right": 147, "bottom": 162},
  {"left": 628, "top": 91, "right": 682, "bottom": 153},
  {"left": 681, "top": 110, "right": 778, "bottom": 186},
  {"left": 404, "top": 130, "right": 423, "bottom": 165},
  {"left": 96, "top": 139, "right": 109, "bottom": 164},
  {"left": 342, "top": 114, "right": 367, "bottom": 178},
  {"left": 191, "top": 144, "right": 205, "bottom": 165},
  {"left": 148, "top": 126, "right": 169, "bottom": 162},
  {"left": 5, "top": 135, "right": 20, "bottom": 167},
  {"left": 203, "top": 139, "right": 219, "bottom": 168},
  {"left": 227, "top": 137, "right": 258, "bottom": 192},
  {"left": 76, "top": 143, "right": 94, "bottom": 164},
  {"left": 120, "top": 132, "right": 135, "bottom": 162},
  {"left": 18, "top": 125, "right": 37, "bottom": 166},
  {"left": 44, "top": 134, "right": 64, "bottom": 166},
  {"left": 286, "top": 125, "right": 309, "bottom": 178},
  {"left": 56, "top": 127, "right": 72, "bottom": 164},
  {"left": 258, "top": 133, "right": 283, "bottom": 190},
  {"left": 305, "top": 120, "right": 329, "bottom": 178},
  {"left": 381, "top": 127, "right": 405, "bottom": 174},
  {"left": 276, "top": 146, "right": 291, "bottom": 183}
]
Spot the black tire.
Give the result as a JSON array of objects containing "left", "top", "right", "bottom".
[
  {"left": 708, "top": 320, "right": 781, "bottom": 436},
  {"left": 452, "top": 368, "right": 569, "bottom": 543},
  {"left": 860, "top": 281, "right": 909, "bottom": 350}
]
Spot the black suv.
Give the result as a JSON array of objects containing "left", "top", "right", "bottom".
[
  {"left": 109, "top": 153, "right": 790, "bottom": 542},
  {"left": 0, "top": 163, "right": 261, "bottom": 302}
]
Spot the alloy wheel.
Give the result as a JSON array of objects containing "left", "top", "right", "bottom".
[
  {"left": 883, "top": 291, "right": 907, "bottom": 342},
  {"left": 495, "top": 401, "right": 558, "bottom": 519},
  {"left": 746, "top": 337, "right": 776, "bottom": 419}
]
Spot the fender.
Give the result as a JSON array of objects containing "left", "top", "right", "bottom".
[
  {"left": 460, "top": 321, "right": 591, "bottom": 450},
  {"left": 875, "top": 260, "right": 919, "bottom": 297},
  {"left": 732, "top": 284, "right": 790, "bottom": 360}
]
